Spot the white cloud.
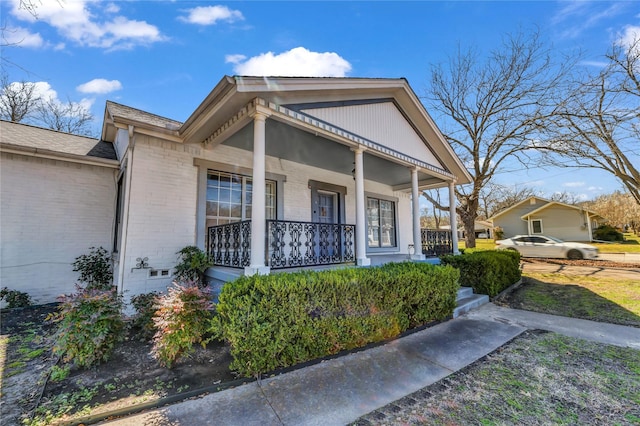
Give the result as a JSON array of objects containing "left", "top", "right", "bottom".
[
  {"left": 228, "top": 47, "right": 352, "bottom": 77},
  {"left": 552, "top": 2, "right": 627, "bottom": 39},
  {"left": 563, "top": 181, "right": 585, "bottom": 188},
  {"left": 618, "top": 25, "right": 640, "bottom": 50},
  {"left": 1, "top": 26, "right": 44, "bottom": 48},
  {"left": 76, "top": 79, "right": 122, "bottom": 94},
  {"left": 9, "top": 0, "right": 165, "bottom": 50},
  {"left": 588, "top": 186, "right": 603, "bottom": 191},
  {"left": 179, "top": 5, "right": 244, "bottom": 26},
  {"left": 225, "top": 54, "right": 247, "bottom": 64},
  {"left": 579, "top": 60, "right": 609, "bottom": 68}
]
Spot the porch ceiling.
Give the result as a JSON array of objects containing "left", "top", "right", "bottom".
[{"left": 223, "top": 120, "right": 443, "bottom": 188}]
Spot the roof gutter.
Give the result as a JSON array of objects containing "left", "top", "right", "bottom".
[{"left": 0, "top": 142, "right": 120, "bottom": 168}]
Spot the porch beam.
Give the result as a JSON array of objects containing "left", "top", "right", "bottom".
[
  {"left": 411, "top": 167, "right": 426, "bottom": 260},
  {"left": 449, "top": 180, "right": 460, "bottom": 254},
  {"left": 245, "top": 108, "right": 271, "bottom": 276},
  {"left": 353, "top": 146, "right": 370, "bottom": 266}
]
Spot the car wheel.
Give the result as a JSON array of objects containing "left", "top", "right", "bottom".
[{"left": 567, "top": 249, "right": 583, "bottom": 260}]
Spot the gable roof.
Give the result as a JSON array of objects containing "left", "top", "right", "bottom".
[
  {"left": 489, "top": 195, "right": 605, "bottom": 222},
  {"left": 185, "top": 76, "right": 472, "bottom": 184},
  {"left": 101, "top": 76, "right": 472, "bottom": 185},
  {"left": 520, "top": 201, "right": 604, "bottom": 220},
  {"left": 488, "top": 196, "right": 550, "bottom": 221},
  {"left": 0, "top": 120, "right": 117, "bottom": 161}
]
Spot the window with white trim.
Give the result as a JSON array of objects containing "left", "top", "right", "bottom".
[
  {"left": 367, "top": 197, "right": 397, "bottom": 248},
  {"left": 206, "top": 170, "right": 276, "bottom": 229},
  {"left": 531, "top": 219, "right": 543, "bottom": 234}
]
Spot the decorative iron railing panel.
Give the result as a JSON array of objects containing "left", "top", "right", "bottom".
[
  {"left": 208, "top": 221, "right": 251, "bottom": 268},
  {"left": 420, "top": 229, "right": 453, "bottom": 256},
  {"left": 267, "top": 220, "right": 356, "bottom": 269}
]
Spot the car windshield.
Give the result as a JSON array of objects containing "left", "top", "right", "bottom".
[{"left": 546, "top": 236, "right": 564, "bottom": 243}]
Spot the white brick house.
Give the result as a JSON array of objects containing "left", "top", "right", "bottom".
[{"left": 1, "top": 76, "right": 471, "bottom": 303}]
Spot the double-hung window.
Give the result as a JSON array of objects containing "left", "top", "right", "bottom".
[
  {"left": 531, "top": 219, "right": 543, "bottom": 234},
  {"left": 367, "top": 196, "right": 397, "bottom": 248},
  {"left": 206, "top": 170, "right": 276, "bottom": 229}
]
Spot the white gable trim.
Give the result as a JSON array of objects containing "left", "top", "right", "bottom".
[{"left": 201, "top": 98, "right": 455, "bottom": 181}]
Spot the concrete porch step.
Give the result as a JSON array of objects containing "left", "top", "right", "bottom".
[{"left": 454, "top": 287, "right": 489, "bottom": 318}]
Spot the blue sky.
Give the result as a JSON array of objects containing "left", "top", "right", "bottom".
[{"left": 1, "top": 0, "right": 638, "bottom": 201}]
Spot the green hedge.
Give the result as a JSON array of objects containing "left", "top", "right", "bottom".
[
  {"left": 440, "top": 250, "right": 521, "bottom": 297},
  {"left": 211, "top": 262, "right": 459, "bottom": 377}
]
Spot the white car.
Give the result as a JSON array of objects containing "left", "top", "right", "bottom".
[{"left": 495, "top": 235, "right": 599, "bottom": 260}]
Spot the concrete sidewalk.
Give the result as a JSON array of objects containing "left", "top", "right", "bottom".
[
  {"left": 101, "top": 304, "right": 640, "bottom": 426},
  {"left": 101, "top": 318, "right": 525, "bottom": 426},
  {"left": 464, "top": 302, "right": 640, "bottom": 349}
]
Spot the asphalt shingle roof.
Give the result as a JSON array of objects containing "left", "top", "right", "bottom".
[
  {"left": 106, "top": 101, "right": 182, "bottom": 130},
  {"left": 0, "top": 120, "right": 117, "bottom": 160}
]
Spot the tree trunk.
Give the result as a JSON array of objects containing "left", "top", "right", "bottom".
[{"left": 458, "top": 196, "right": 479, "bottom": 248}]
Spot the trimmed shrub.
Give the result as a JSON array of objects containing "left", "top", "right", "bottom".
[
  {"left": 130, "top": 292, "right": 161, "bottom": 341},
  {"left": 211, "top": 263, "right": 459, "bottom": 377},
  {"left": 48, "top": 286, "right": 125, "bottom": 368},
  {"left": 0, "top": 287, "right": 32, "bottom": 308},
  {"left": 441, "top": 250, "right": 521, "bottom": 297},
  {"left": 151, "top": 283, "right": 213, "bottom": 368},
  {"left": 593, "top": 225, "right": 624, "bottom": 242}
]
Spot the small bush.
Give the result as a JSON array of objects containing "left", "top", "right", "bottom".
[
  {"left": 151, "top": 283, "right": 213, "bottom": 368},
  {"left": 441, "top": 250, "right": 521, "bottom": 297},
  {"left": 593, "top": 225, "right": 624, "bottom": 242},
  {"left": 130, "top": 292, "right": 161, "bottom": 341},
  {"left": 72, "top": 247, "right": 113, "bottom": 290},
  {"left": 212, "top": 263, "right": 459, "bottom": 377},
  {"left": 48, "top": 286, "right": 125, "bottom": 368},
  {"left": 49, "top": 365, "right": 70, "bottom": 382},
  {"left": 174, "top": 246, "right": 213, "bottom": 287},
  {"left": 0, "top": 287, "right": 32, "bottom": 308}
]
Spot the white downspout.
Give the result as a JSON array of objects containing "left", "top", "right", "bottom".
[{"left": 117, "top": 125, "right": 135, "bottom": 295}]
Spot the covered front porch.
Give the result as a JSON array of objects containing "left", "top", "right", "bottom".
[
  {"left": 207, "top": 219, "right": 453, "bottom": 270},
  {"left": 192, "top": 97, "right": 461, "bottom": 278}
]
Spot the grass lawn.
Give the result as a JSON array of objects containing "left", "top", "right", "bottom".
[
  {"left": 507, "top": 273, "right": 640, "bottom": 327},
  {"left": 592, "top": 233, "right": 640, "bottom": 253},
  {"left": 355, "top": 331, "right": 640, "bottom": 425}
]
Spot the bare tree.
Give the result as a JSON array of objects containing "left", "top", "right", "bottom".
[
  {"left": 541, "top": 37, "right": 640, "bottom": 204},
  {"left": 425, "top": 29, "right": 576, "bottom": 247},
  {"left": 421, "top": 188, "right": 449, "bottom": 229},
  {"left": 583, "top": 190, "right": 640, "bottom": 234},
  {"left": 0, "top": 73, "right": 40, "bottom": 122},
  {"left": 479, "top": 183, "right": 540, "bottom": 219},
  {"left": 38, "top": 97, "right": 95, "bottom": 136}
]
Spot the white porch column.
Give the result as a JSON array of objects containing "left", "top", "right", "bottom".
[
  {"left": 449, "top": 180, "right": 460, "bottom": 255},
  {"left": 411, "top": 168, "right": 425, "bottom": 260},
  {"left": 246, "top": 110, "right": 270, "bottom": 276},
  {"left": 353, "top": 146, "right": 370, "bottom": 266}
]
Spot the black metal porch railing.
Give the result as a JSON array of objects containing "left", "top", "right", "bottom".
[
  {"left": 267, "top": 220, "right": 356, "bottom": 269},
  {"left": 208, "top": 220, "right": 251, "bottom": 268},
  {"left": 421, "top": 228, "right": 453, "bottom": 256},
  {"left": 208, "top": 220, "right": 357, "bottom": 269}
]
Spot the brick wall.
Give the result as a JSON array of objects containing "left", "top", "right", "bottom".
[{"left": 0, "top": 152, "right": 117, "bottom": 304}]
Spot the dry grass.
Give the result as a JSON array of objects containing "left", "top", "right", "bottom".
[
  {"left": 506, "top": 273, "right": 640, "bottom": 327},
  {"left": 354, "top": 331, "right": 640, "bottom": 425}
]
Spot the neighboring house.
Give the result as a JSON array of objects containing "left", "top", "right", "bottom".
[
  {"left": 489, "top": 196, "right": 604, "bottom": 242},
  {"left": 440, "top": 220, "right": 493, "bottom": 239},
  {"left": 1, "top": 76, "right": 472, "bottom": 304}
]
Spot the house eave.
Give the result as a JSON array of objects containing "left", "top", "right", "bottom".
[{"left": 0, "top": 142, "right": 120, "bottom": 168}]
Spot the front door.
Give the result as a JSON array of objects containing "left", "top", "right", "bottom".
[
  {"left": 317, "top": 191, "right": 338, "bottom": 224},
  {"left": 312, "top": 190, "right": 339, "bottom": 262}
]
